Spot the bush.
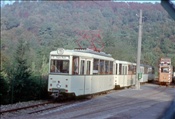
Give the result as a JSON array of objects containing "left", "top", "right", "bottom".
[{"left": 0, "top": 70, "right": 9, "bottom": 104}]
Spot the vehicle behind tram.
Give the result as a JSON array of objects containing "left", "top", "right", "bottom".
[
  {"left": 158, "top": 58, "right": 173, "bottom": 86},
  {"left": 48, "top": 48, "right": 115, "bottom": 99},
  {"left": 140, "top": 64, "right": 155, "bottom": 83}
]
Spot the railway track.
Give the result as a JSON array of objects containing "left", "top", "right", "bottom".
[
  {"left": 28, "top": 101, "right": 79, "bottom": 114},
  {"left": 0, "top": 101, "right": 53, "bottom": 115},
  {"left": 0, "top": 83, "right": 168, "bottom": 116},
  {"left": 1, "top": 83, "right": 173, "bottom": 119},
  {"left": 0, "top": 98, "right": 90, "bottom": 119},
  {"left": 52, "top": 85, "right": 171, "bottom": 119},
  {"left": 39, "top": 84, "right": 169, "bottom": 117}
]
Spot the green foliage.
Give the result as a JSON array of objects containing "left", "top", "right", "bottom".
[
  {"left": 4, "top": 17, "right": 20, "bottom": 30},
  {"left": 0, "top": 70, "right": 9, "bottom": 104},
  {"left": 40, "top": 55, "right": 49, "bottom": 76},
  {"left": 1, "top": 39, "right": 49, "bottom": 104},
  {"left": 9, "top": 40, "right": 32, "bottom": 102}
]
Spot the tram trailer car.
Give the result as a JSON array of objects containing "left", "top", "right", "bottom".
[
  {"left": 147, "top": 66, "right": 155, "bottom": 82},
  {"left": 48, "top": 48, "right": 115, "bottom": 99},
  {"left": 158, "top": 58, "right": 173, "bottom": 85},
  {"left": 114, "top": 60, "right": 136, "bottom": 88},
  {"left": 140, "top": 64, "right": 155, "bottom": 83},
  {"left": 114, "top": 61, "right": 154, "bottom": 88}
]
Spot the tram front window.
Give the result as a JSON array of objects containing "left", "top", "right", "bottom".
[
  {"left": 50, "top": 59, "right": 69, "bottom": 74},
  {"left": 161, "top": 67, "right": 169, "bottom": 73}
]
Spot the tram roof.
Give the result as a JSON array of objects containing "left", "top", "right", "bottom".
[
  {"left": 50, "top": 48, "right": 114, "bottom": 59},
  {"left": 115, "top": 60, "right": 136, "bottom": 65}
]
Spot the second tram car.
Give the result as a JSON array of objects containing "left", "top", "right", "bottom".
[
  {"left": 140, "top": 64, "right": 155, "bottom": 83},
  {"left": 114, "top": 60, "right": 136, "bottom": 88},
  {"left": 114, "top": 61, "right": 155, "bottom": 88}
]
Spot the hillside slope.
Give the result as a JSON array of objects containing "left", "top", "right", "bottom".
[{"left": 1, "top": 1, "right": 175, "bottom": 72}]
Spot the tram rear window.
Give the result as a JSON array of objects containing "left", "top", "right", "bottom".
[
  {"left": 50, "top": 60, "right": 69, "bottom": 74},
  {"left": 161, "top": 67, "right": 169, "bottom": 73}
]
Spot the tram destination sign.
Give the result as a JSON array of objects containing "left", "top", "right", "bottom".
[{"left": 51, "top": 55, "right": 69, "bottom": 60}]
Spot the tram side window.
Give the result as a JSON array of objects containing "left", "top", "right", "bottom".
[
  {"left": 86, "top": 61, "right": 91, "bottom": 75},
  {"left": 105, "top": 61, "right": 109, "bottom": 74},
  {"left": 144, "top": 67, "right": 148, "bottom": 74},
  {"left": 73, "top": 57, "right": 79, "bottom": 75},
  {"left": 80, "top": 60, "right": 85, "bottom": 75},
  {"left": 110, "top": 61, "right": 113, "bottom": 74},
  {"left": 148, "top": 67, "right": 154, "bottom": 74},
  {"left": 140, "top": 67, "right": 144, "bottom": 73},
  {"left": 134, "top": 66, "right": 136, "bottom": 74},
  {"left": 119, "top": 64, "right": 122, "bottom": 75},
  {"left": 50, "top": 60, "right": 69, "bottom": 73},
  {"left": 93, "top": 59, "right": 99, "bottom": 75},
  {"left": 161, "top": 67, "right": 169, "bottom": 73},
  {"left": 125, "top": 66, "right": 127, "bottom": 75},
  {"left": 148, "top": 68, "right": 152, "bottom": 74},
  {"left": 122, "top": 66, "right": 125, "bottom": 74},
  {"left": 100, "top": 60, "right": 105, "bottom": 74},
  {"left": 152, "top": 67, "right": 155, "bottom": 74},
  {"left": 116, "top": 64, "right": 118, "bottom": 75},
  {"left": 128, "top": 65, "right": 133, "bottom": 75}
]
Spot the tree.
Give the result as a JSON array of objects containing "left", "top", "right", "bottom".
[
  {"left": 10, "top": 39, "right": 32, "bottom": 102},
  {"left": 5, "top": 17, "right": 20, "bottom": 30},
  {"left": 0, "top": 70, "right": 9, "bottom": 104}
]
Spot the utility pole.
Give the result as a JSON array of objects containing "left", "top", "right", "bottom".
[{"left": 135, "top": 9, "right": 143, "bottom": 90}]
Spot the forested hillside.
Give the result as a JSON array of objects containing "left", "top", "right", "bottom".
[{"left": 0, "top": 1, "right": 175, "bottom": 103}]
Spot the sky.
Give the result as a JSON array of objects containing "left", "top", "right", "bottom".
[
  {"left": 114, "top": 0, "right": 160, "bottom": 3},
  {"left": 1, "top": 0, "right": 175, "bottom": 6},
  {"left": 115, "top": 0, "right": 175, "bottom": 4}
]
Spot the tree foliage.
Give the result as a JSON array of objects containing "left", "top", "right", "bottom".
[{"left": 0, "top": 70, "right": 9, "bottom": 104}]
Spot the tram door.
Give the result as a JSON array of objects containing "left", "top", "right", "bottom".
[
  {"left": 122, "top": 65, "right": 128, "bottom": 87},
  {"left": 80, "top": 58, "right": 93, "bottom": 95}
]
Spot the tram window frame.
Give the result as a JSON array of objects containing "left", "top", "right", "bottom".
[
  {"left": 152, "top": 68, "right": 155, "bottom": 74},
  {"left": 116, "top": 64, "right": 118, "bottom": 75},
  {"left": 119, "top": 64, "right": 122, "bottom": 75},
  {"left": 140, "top": 67, "right": 144, "bottom": 73},
  {"left": 161, "top": 67, "right": 169, "bottom": 73},
  {"left": 144, "top": 67, "right": 148, "bottom": 74},
  {"left": 80, "top": 60, "right": 85, "bottom": 75},
  {"left": 93, "top": 59, "right": 113, "bottom": 75},
  {"left": 93, "top": 59, "right": 99, "bottom": 75},
  {"left": 100, "top": 60, "right": 105, "bottom": 74},
  {"left": 148, "top": 68, "right": 152, "bottom": 74},
  {"left": 86, "top": 61, "right": 91, "bottom": 75},
  {"left": 73, "top": 56, "right": 79, "bottom": 75},
  {"left": 105, "top": 61, "right": 109, "bottom": 74},
  {"left": 125, "top": 66, "right": 127, "bottom": 75},
  {"left": 110, "top": 61, "right": 113, "bottom": 74},
  {"left": 50, "top": 59, "right": 69, "bottom": 74},
  {"left": 133, "top": 65, "right": 136, "bottom": 74},
  {"left": 149, "top": 67, "right": 154, "bottom": 74},
  {"left": 128, "top": 65, "right": 133, "bottom": 75}
]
